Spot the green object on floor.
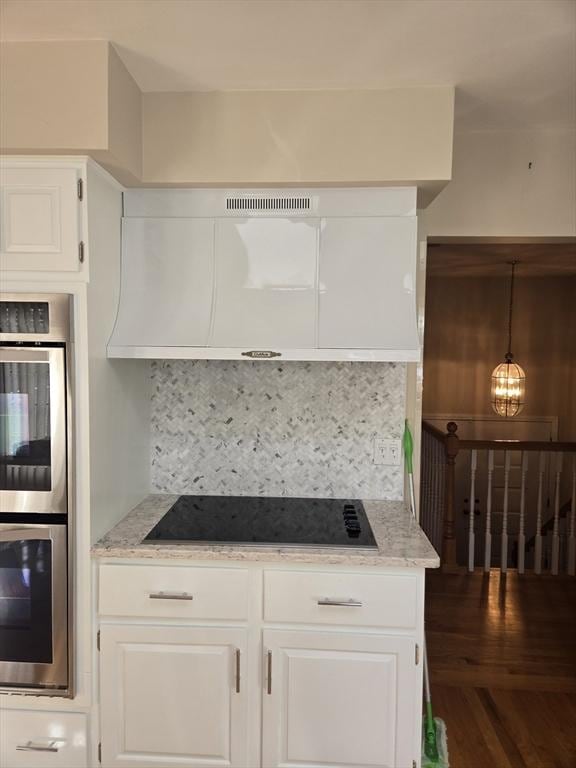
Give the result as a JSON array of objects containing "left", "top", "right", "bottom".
[
  {"left": 402, "top": 420, "right": 450, "bottom": 767},
  {"left": 422, "top": 715, "right": 449, "bottom": 768},
  {"left": 424, "top": 699, "right": 440, "bottom": 762},
  {"left": 422, "top": 636, "right": 449, "bottom": 767}
]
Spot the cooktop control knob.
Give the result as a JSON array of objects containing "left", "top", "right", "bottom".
[{"left": 343, "top": 502, "right": 362, "bottom": 537}]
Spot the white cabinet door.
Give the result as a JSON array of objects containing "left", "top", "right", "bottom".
[
  {"left": 319, "top": 216, "right": 419, "bottom": 352},
  {"left": 262, "top": 630, "right": 417, "bottom": 768},
  {"left": 100, "top": 625, "right": 249, "bottom": 767},
  {"left": 211, "top": 218, "right": 319, "bottom": 349},
  {"left": 0, "top": 167, "right": 81, "bottom": 272}
]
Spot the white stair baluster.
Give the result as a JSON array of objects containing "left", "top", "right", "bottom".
[
  {"left": 568, "top": 456, "right": 576, "bottom": 577},
  {"left": 484, "top": 450, "right": 494, "bottom": 573},
  {"left": 518, "top": 452, "right": 528, "bottom": 575},
  {"left": 551, "top": 452, "right": 563, "bottom": 575},
  {"left": 534, "top": 452, "right": 545, "bottom": 575},
  {"left": 468, "top": 450, "right": 477, "bottom": 572},
  {"left": 501, "top": 451, "right": 511, "bottom": 574}
]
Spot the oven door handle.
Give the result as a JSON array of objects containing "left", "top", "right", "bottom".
[{"left": 0, "top": 528, "right": 53, "bottom": 542}]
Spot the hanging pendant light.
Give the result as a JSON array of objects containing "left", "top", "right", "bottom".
[{"left": 491, "top": 261, "right": 526, "bottom": 417}]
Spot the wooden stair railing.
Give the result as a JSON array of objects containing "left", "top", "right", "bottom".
[
  {"left": 512, "top": 498, "right": 572, "bottom": 568},
  {"left": 524, "top": 498, "right": 572, "bottom": 552},
  {"left": 420, "top": 420, "right": 576, "bottom": 576}
]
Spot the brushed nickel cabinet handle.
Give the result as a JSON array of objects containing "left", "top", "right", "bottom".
[
  {"left": 148, "top": 591, "right": 194, "bottom": 601},
  {"left": 16, "top": 741, "right": 60, "bottom": 753},
  {"left": 235, "top": 648, "right": 241, "bottom": 693},
  {"left": 317, "top": 598, "right": 363, "bottom": 607},
  {"left": 266, "top": 650, "right": 272, "bottom": 695}
]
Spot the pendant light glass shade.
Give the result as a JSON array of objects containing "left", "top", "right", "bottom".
[
  {"left": 491, "top": 353, "right": 526, "bottom": 416},
  {"left": 491, "top": 261, "right": 526, "bottom": 417}
]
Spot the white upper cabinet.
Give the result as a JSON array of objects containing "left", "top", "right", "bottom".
[
  {"left": 0, "top": 162, "right": 83, "bottom": 273},
  {"left": 211, "top": 218, "right": 319, "bottom": 349},
  {"left": 109, "top": 218, "right": 214, "bottom": 349},
  {"left": 109, "top": 188, "right": 420, "bottom": 361}
]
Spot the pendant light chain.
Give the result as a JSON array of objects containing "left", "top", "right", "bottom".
[
  {"left": 506, "top": 260, "right": 518, "bottom": 358},
  {"left": 491, "top": 259, "right": 525, "bottom": 417}
]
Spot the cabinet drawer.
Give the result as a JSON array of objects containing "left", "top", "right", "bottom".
[
  {"left": 264, "top": 570, "right": 418, "bottom": 628},
  {"left": 99, "top": 564, "right": 250, "bottom": 620},
  {"left": 2, "top": 710, "right": 87, "bottom": 768}
]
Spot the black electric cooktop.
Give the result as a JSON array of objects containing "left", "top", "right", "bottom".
[{"left": 144, "top": 496, "right": 378, "bottom": 550}]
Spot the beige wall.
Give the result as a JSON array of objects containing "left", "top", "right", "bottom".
[
  {"left": 0, "top": 41, "right": 142, "bottom": 182},
  {"left": 2, "top": 40, "right": 573, "bottom": 239},
  {"left": 142, "top": 88, "right": 454, "bottom": 198},
  {"left": 426, "top": 129, "right": 576, "bottom": 237},
  {"left": 0, "top": 41, "right": 454, "bottom": 193},
  {"left": 101, "top": 45, "right": 142, "bottom": 183},
  {"left": 423, "top": 274, "right": 576, "bottom": 440},
  {"left": 0, "top": 40, "right": 109, "bottom": 151}
]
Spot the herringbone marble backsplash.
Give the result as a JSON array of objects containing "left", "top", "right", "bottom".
[{"left": 151, "top": 360, "right": 406, "bottom": 499}]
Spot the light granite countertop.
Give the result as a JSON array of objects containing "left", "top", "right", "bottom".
[{"left": 92, "top": 495, "right": 440, "bottom": 568}]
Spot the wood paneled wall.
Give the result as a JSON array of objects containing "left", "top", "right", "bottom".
[{"left": 423, "top": 275, "right": 576, "bottom": 440}]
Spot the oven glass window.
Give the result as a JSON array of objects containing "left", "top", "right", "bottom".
[
  {"left": 0, "top": 302, "right": 50, "bottom": 335},
  {"left": 0, "top": 537, "right": 52, "bottom": 663},
  {"left": 0, "top": 362, "right": 52, "bottom": 491}
]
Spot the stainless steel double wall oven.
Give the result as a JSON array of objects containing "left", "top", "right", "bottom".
[{"left": 0, "top": 294, "right": 72, "bottom": 695}]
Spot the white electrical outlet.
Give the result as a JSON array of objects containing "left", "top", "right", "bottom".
[{"left": 373, "top": 438, "right": 402, "bottom": 466}]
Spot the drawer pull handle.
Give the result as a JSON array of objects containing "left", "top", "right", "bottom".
[
  {"left": 148, "top": 591, "right": 194, "bottom": 601},
  {"left": 16, "top": 741, "right": 61, "bottom": 753},
  {"left": 317, "top": 598, "right": 363, "bottom": 607},
  {"left": 266, "top": 650, "right": 272, "bottom": 695},
  {"left": 235, "top": 648, "right": 241, "bottom": 693}
]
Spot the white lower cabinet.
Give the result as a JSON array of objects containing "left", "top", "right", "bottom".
[
  {"left": 261, "top": 630, "right": 416, "bottom": 768},
  {"left": 98, "top": 563, "right": 424, "bottom": 768},
  {"left": 99, "top": 625, "right": 249, "bottom": 768},
  {"left": 1, "top": 710, "right": 88, "bottom": 768}
]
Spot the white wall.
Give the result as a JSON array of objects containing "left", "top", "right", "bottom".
[
  {"left": 426, "top": 129, "right": 576, "bottom": 237},
  {"left": 86, "top": 163, "right": 151, "bottom": 543}
]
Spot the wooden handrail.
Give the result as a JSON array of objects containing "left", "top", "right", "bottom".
[
  {"left": 422, "top": 421, "right": 446, "bottom": 442},
  {"left": 458, "top": 439, "right": 576, "bottom": 451},
  {"left": 422, "top": 422, "right": 576, "bottom": 453},
  {"left": 421, "top": 420, "right": 576, "bottom": 573}
]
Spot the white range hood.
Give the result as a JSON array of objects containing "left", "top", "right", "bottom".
[{"left": 108, "top": 187, "right": 420, "bottom": 362}]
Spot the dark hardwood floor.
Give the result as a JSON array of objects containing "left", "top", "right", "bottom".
[{"left": 425, "top": 571, "right": 576, "bottom": 768}]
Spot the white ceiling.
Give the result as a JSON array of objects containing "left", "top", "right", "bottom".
[{"left": 1, "top": 0, "right": 575, "bottom": 131}]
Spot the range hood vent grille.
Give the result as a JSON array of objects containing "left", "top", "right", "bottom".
[{"left": 225, "top": 196, "right": 311, "bottom": 213}]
